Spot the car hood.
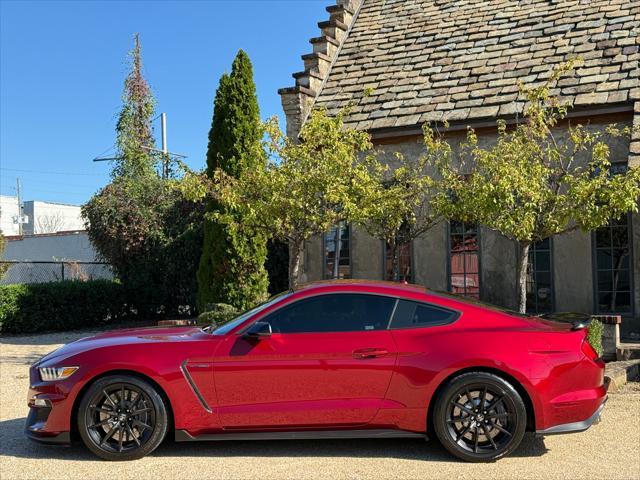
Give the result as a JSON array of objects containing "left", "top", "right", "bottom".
[{"left": 36, "top": 326, "right": 205, "bottom": 365}]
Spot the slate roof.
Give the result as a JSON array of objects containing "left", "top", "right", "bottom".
[{"left": 312, "top": 0, "right": 640, "bottom": 131}]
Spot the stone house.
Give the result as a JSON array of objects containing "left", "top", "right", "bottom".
[{"left": 278, "top": 0, "right": 640, "bottom": 340}]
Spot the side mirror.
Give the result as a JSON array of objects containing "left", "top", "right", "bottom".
[{"left": 244, "top": 321, "right": 272, "bottom": 338}]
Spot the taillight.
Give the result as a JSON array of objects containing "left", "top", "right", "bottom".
[{"left": 581, "top": 339, "right": 599, "bottom": 360}]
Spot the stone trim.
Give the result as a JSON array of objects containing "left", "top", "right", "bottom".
[
  {"left": 278, "top": 0, "right": 364, "bottom": 139},
  {"left": 592, "top": 314, "right": 622, "bottom": 325}
]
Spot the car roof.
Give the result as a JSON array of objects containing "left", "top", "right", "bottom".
[{"left": 293, "top": 279, "right": 428, "bottom": 296}]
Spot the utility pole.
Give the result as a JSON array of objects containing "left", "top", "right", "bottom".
[
  {"left": 15, "top": 178, "right": 23, "bottom": 235},
  {"left": 92, "top": 112, "right": 185, "bottom": 178},
  {"left": 161, "top": 112, "right": 168, "bottom": 179}
]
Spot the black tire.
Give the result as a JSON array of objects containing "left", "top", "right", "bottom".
[
  {"left": 77, "top": 374, "right": 168, "bottom": 461},
  {"left": 433, "top": 372, "right": 527, "bottom": 462}
]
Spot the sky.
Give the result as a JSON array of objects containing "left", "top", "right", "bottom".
[{"left": 0, "top": 0, "right": 328, "bottom": 205}]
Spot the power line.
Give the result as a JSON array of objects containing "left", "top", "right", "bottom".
[{"left": 0, "top": 167, "right": 105, "bottom": 176}]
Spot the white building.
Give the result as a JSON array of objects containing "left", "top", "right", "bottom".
[
  {"left": 0, "top": 196, "right": 85, "bottom": 235},
  {"left": 22, "top": 200, "right": 85, "bottom": 235},
  {"left": 0, "top": 195, "right": 20, "bottom": 236}
]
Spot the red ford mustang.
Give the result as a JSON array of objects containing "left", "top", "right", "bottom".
[{"left": 26, "top": 280, "right": 606, "bottom": 462}]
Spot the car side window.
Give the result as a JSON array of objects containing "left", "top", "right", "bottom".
[
  {"left": 389, "top": 299, "right": 458, "bottom": 329},
  {"left": 264, "top": 294, "right": 396, "bottom": 334}
]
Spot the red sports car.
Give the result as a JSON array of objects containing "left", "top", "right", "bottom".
[{"left": 26, "top": 280, "right": 606, "bottom": 462}]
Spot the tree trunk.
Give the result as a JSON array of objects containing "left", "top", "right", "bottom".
[
  {"left": 517, "top": 242, "right": 531, "bottom": 314},
  {"left": 391, "top": 238, "right": 400, "bottom": 282},
  {"left": 288, "top": 240, "right": 303, "bottom": 289},
  {"left": 332, "top": 224, "right": 341, "bottom": 279}
]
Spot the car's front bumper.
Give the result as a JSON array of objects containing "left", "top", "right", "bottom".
[
  {"left": 536, "top": 396, "right": 607, "bottom": 435},
  {"left": 24, "top": 403, "right": 71, "bottom": 445}
]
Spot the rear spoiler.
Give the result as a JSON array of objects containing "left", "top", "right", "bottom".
[{"left": 538, "top": 312, "right": 593, "bottom": 331}]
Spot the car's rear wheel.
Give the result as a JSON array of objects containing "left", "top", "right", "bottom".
[
  {"left": 433, "top": 372, "right": 526, "bottom": 462},
  {"left": 77, "top": 374, "right": 168, "bottom": 461}
]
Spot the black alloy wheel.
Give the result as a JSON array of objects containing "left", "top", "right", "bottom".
[
  {"left": 433, "top": 372, "right": 526, "bottom": 462},
  {"left": 78, "top": 375, "right": 168, "bottom": 460}
]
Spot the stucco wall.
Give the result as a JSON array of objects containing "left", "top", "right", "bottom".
[
  {"left": 480, "top": 228, "right": 518, "bottom": 310},
  {"left": 300, "top": 116, "right": 638, "bottom": 336},
  {"left": 553, "top": 229, "right": 594, "bottom": 314},
  {"left": 351, "top": 225, "right": 383, "bottom": 279},
  {"left": 3, "top": 231, "right": 101, "bottom": 262}
]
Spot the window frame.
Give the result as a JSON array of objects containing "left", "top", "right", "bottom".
[
  {"left": 591, "top": 212, "right": 635, "bottom": 317},
  {"left": 322, "top": 221, "right": 352, "bottom": 280},
  {"left": 381, "top": 240, "right": 414, "bottom": 283},
  {"left": 526, "top": 238, "right": 555, "bottom": 314},
  {"left": 388, "top": 299, "right": 460, "bottom": 330},
  {"left": 237, "top": 291, "right": 461, "bottom": 335},
  {"left": 446, "top": 221, "right": 482, "bottom": 299}
]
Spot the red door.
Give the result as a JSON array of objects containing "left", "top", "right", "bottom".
[{"left": 213, "top": 293, "right": 398, "bottom": 429}]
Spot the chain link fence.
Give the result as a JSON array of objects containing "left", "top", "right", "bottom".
[{"left": 0, "top": 261, "right": 113, "bottom": 285}]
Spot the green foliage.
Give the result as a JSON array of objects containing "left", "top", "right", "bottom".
[
  {"left": 0, "top": 231, "right": 8, "bottom": 279},
  {"left": 82, "top": 176, "right": 204, "bottom": 316},
  {"left": 196, "top": 303, "right": 238, "bottom": 327},
  {"left": 0, "top": 281, "right": 133, "bottom": 334},
  {"left": 587, "top": 319, "right": 604, "bottom": 357},
  {"left": 433, "top": 61, "right": 640, "bottom": 311},
  {"left": 197, "top": 50, "right": 268, "bottom": 311},
  {"left": 355, "top": 142, "right": 449, "bottom": 281},
  {"left": 181, "top": 107, "right": 378, "bottom": 288},
  {"left": 113, "top": 34, "right": 157, "bottom": 179}
]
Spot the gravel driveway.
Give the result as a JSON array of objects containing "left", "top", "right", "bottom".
[{"left": 1, "top": 330, "right": 639, "bottom": 480}]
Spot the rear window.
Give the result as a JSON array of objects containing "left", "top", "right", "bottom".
[{"left": 389, "top": 300, "right": 458, "bottom": 329}]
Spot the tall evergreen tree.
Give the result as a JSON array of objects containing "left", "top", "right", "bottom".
[
  {"left": 197, "top": 50, "right": 268, "bottom": 310},
  {"left": 113, "top": 33, "right": 156, "bottom": 179}
]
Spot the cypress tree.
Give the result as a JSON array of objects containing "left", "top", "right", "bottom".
[{"left": 197, "top": 50, "right": 268, "bottom": 311}]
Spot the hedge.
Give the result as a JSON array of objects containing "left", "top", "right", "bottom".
[
  {"left": 587, "top": 319, "right": 604, "bottom": 357},
  {"left": 197, "top": 303, "right": 239, "bottom": 328},
  {"left": 0, "top": 280, "right": 134, "bottom": 334}
]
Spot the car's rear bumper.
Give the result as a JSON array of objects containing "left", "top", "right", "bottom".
[{"left": 536, "top": 396, "right": 607, "bottom": 435}]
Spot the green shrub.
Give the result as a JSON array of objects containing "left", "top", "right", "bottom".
[
  {"left": 197, "top": 303, "right": 239, "bottom": 327},
  {"left": 587, "top": 319, "right": 604, "bottom": 357},
  {"left": 0, "top": 280, "right": 134, "bottom": 334},
  {"left": 83, "top": 177, "right": 204, "bottom": 317}
]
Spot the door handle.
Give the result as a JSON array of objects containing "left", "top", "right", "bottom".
[{"left": 352, "top": 348, "right": 389, "bottom": 359}]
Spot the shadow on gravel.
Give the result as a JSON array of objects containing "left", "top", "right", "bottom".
[{"left": 0, "top": 416, "right": 548, "bottom": 462}]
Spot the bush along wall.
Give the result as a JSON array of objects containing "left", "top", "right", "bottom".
[{"left": 0, "top": 280, "right": 137, "bottom": 334}]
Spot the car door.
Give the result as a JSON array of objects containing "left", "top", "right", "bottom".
[{"left": 213, "top": 293, "right": 398, "bottom": 429}]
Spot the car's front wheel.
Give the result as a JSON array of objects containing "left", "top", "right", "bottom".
[
  {"left": 433, "top": 372, "right": 527, "bottom": 462},
  {"left": 77, "top": 374, "right": 168, "bottom": 461}
]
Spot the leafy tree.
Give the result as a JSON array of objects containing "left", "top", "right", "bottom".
[
  {"left": 83, "top": 177, "right": 203, "bottom": 316},
  {"left": 355, "top": 134, "right": 449, "bottom": 281},
  {"left": 433, "top": 62, "right": 640, "bottom": 312},
  {"left": 180, "top": 108, "right": 376, "bottom": 288},
  {"left": 113, "top": 33, "right": 156, "bottom": 179},
  {"left": 83, "top": 34, "right": 204, "bottom": 316},
  {"left": 197, "top": 50, "right": 268, "bottom": 311},
  {"left": 0, "top": 231, "right": 8, "bottom": 279}
]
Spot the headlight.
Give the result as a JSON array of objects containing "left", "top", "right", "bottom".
[{"left": 39, "top": 366, "right": 78, "bottom": 382}]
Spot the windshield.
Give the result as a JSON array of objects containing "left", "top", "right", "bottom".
[{"left": 210, "top": 291, "right": 292, "bottom": 335}]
